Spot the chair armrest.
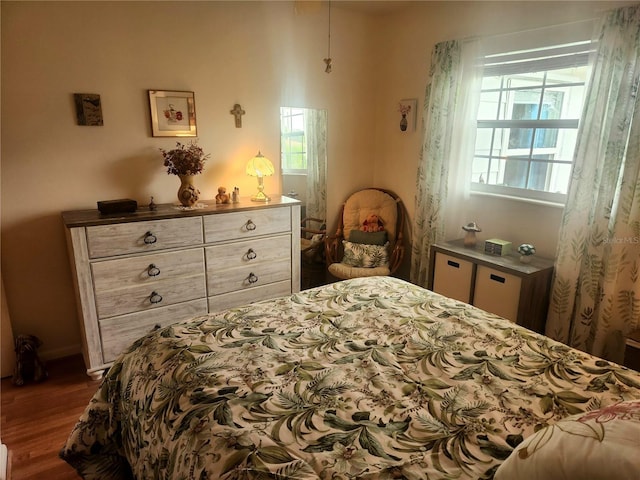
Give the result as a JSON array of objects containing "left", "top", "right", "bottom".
[
  {"left": 325, "top": 234, "right": 342, "bottom": 265},
  {"left": 389, "top": 242, "right": 405, "bottom": 275}
]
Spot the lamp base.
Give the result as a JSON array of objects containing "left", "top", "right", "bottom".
[{"left": 251, "top": 192, "right": 271, "bottom": 202}]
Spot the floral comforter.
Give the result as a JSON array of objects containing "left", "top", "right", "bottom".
[{"left": 60, "top": 277, "right": 640, "bottom": 480}]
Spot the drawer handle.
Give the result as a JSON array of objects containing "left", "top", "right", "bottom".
[
  {"left": 149, "top": 291, "right": 163, "bottom": 304},
  {"left": 144, "top": 231, "right": 157, "bottom": 244},
  {"left": 248, "top": 272, "right": 258, "bottom": 284},
  {"left": 147, "top": 264, "right": 161, "bottom": 277},
  {"left": 490, "top": 274, "right": 506, "bottom": 284},
  {"left": 246, "top": 249, "right": 257, "bottom": 260},
  {"left": 447, "top": 260, "right": 460, "bottom": 268},
  {"left": 245, "top": 219, "right": 257, "bottom": 231}
]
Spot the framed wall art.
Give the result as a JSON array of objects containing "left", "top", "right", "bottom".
[
  {"left": 398, "top": 98, "right": 418, "bottom": 132},
  {"left": 148, "top": 90, "right": 197, "bottom": 137},
  {"left": 74, "top": 93, "right": 103, "bottom": 126}
]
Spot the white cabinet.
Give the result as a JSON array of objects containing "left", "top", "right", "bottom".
[
  {"left": 63, "top": 196, "right": 300, "bottom": 378},
  {"left": 428, "top": 240, "right": 554, "bottom": 333}
]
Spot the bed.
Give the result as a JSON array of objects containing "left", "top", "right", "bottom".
[{"left": 60, "top": 276, "right": 640, "bottom": 480}]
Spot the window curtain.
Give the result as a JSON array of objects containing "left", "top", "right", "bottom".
[
  {"left": 410, "top": 40, "right": 482, "bottom": 286},
  {"left": 305, "top": 109, "right": 327, "bottom": 221},
  {"left": 546, "top": 5, "right": 640, "bottom": 363}
]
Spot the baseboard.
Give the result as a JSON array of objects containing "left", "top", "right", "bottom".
[{"left": 40, "top": 343, "right": 82, "bottom": 362}]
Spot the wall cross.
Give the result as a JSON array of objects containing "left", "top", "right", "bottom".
[{"left": 230, "top": 103, "right": 246, "bottom": 128}]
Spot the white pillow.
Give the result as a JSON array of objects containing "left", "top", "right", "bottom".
[{"left": 495, "top": 399, "right": 640, "bottom": 480}]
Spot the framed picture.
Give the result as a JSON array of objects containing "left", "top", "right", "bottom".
[
  {"left": 398, "top": 98, "right": 418, "bottom": 132},
  {"left": 74, "top": 93, "right": 103, "bottom": 126},
  {"left": 148, "top": 90, "right": 197, "bottom": 137}
]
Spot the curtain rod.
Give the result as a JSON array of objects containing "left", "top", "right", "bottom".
[{"left": 461, "top": 16, "right": 598, "bottom": 44}]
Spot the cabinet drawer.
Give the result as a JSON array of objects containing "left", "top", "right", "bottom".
[
  {"left": 86, "top": 217, "right": 203, "bottom": 258},
  {"left": 91, "top": 248, "right": 205, "bottom": 291},
  {"left": 207, "top": 259, "right": 291, "bottom": 296},
  {"left": 205, "top": 235, "right": 290, "bottom": 271},
  {"left": 99, "top": 299, "right": 208, "bottom": 363},
  {"left": 208, "top": 280, "right": 291, "bottom": 312},
  {"left": 203, "top": 207, "right": 290, "bottom": 243},
  {"left": 432, "top": 252, "right": 474, "bottom": 303},
  {"left": 473, "top": 265, "right": 521, "bottom": 322},
  {"left": 94, "top": 272, "right": 206, "bottom": 319}
]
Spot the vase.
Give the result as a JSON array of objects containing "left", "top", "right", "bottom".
[
  {"left": 177, "top": 174, "right": 200, "bottom": 207},
  {"left": 463, "top": 231, "right": 477, "bottom": 248},
  {"left": 400, "top": 114, "right": 408, "bottom": 132},
  {"left": 519, "top": 255, "right": 532, "bottom": 264}
]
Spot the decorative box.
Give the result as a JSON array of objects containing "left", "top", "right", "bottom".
[
  {"left": 97, "top": 199, "right": 138, "bottom": 215},
  {"left": 484, "top": 238, "right": 512, "bottom": 256}
]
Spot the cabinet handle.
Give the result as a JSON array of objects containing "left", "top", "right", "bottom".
[
  {"left": 147, "top": 264, "right": 161, "bottom": 277},
  {"left": 447, "top": 260, "right": 460, "bottom": 268},
  {"left": 245, "top": 219, "right": 256, "bottom": 231},
  {"left": 248, "top": 272, "right": 258, "bottom": 284},
  {"left": 144, "top": 231, "right": 157, "bottom": 244},
  {"left": 149, "top": 291, "right": 163, "bottom": 304},
  {"left": 246, "top": 248, "right": 257, "bottom": 260},
  {"left": 490, "top": 274, "right": 506, "bottom": 284}
]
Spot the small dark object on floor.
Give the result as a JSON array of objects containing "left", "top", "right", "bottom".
[{"left": 12, "top": 334, "right": 48, "bottom": 386}]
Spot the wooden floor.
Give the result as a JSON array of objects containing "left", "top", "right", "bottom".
[{"left": 1, "top": 355, "right": 100, "bottom": 480}]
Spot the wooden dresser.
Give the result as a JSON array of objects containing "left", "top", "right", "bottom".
[{"left": 63, "top": 196, "right": 300, "bottom": 379}]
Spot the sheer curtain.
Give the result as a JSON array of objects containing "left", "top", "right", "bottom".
[
  {"left": 305, "top": 109, "right": 327, "bottom": 221},
  {"left": 546, "top": 5, "right": 640, "bottom": 362},
  {"left": 410, "top": 39, "right": 482, "bottom": 286}
]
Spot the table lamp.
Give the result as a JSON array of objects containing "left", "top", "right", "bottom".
[{"left": 246, "top": 151, "right": 275, "bottom": 202}]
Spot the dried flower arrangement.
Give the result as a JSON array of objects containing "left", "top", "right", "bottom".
[
  {"left": 160, "top": 141, "right": 209, "bottom": 176},
  {"left": 398, "top": 103, "right": 412, "bottom": 115}
]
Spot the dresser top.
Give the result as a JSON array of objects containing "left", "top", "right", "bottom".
[
  {"left": 62, "top": 195, "right": 300, "bottom": 228},
  {"left": 432, "top": 239, "right": 555, "bottom": 275}
]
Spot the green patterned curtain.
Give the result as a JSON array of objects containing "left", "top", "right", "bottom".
[
  {"left": 546, "top": 5, "right": 640, "bottom": 362},
  {"left": 410, "top": 40, "right": 481, "bottom": 286}
]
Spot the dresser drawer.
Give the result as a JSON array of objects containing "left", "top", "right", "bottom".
[
  {"left": 91, "top": 248, "right": 205, "bottom": 291},
  {"left": 203, "top": 207, "right": 290, "bottom": 243},
  {"left": 473, "top": 265, "right": 522, "bottom": 322},
  {"left": 99, "top": 299, "right": 208, "bottom": 363},
  {"left": 208, "top": 280, "right": 292, "bottom": 312},
  {"left": 94, "top": 272, "right": 206, "bottom": 319},
  {"left": 432, "top": 252, "right": 474, "bottom": 303},
  {"left": 207, "top": 258, "right": 291, "bottom": 296},
  {"left": 86, "top": 217, "right": 203, "bottom": 258},
  {"left": 205, "top": 235, "right": 290, "bottom": 271}
]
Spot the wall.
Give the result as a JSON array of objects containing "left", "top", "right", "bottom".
[
  {"left": 1, "top": 0, "right": 376, "bottom": 359},
  {"left": 370, "top": 0, "right": 636, "bottom": 259},
  {"left": 4, "top": 0, "right": 636, "bottom": 361}
]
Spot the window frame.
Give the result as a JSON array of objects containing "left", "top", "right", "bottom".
[
  {"left": 471, "top": 41, "right": 593, "bottom": 205},
  {"left": 280, "top": 107, "right": 308, "bottom": 175}
]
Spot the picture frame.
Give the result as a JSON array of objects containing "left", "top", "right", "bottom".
[
  {"left": 398, "top": 98, "right": 418, "bottom": 132},
  {"left": 74, "top": 93, "right": 103, "bottom": 126},
  {"left": 148, "top": 90, "right": 197, "bottom": 137}
]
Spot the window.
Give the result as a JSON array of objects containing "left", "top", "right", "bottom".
[
  {"left": 472, "top": 42, "right": 592, "bottom": 203},
  {"left": 280, "top": 107, "right": 307, "bottom": 174}
]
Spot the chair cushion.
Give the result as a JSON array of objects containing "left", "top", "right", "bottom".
[
  {"left": 342, "top": 190, "right": 398, "bottom": 244},
  {"left": 341, "top": 241, "right": 389, "bottom": 268},
  {"left": 328, "top": 263, "right": 391, "bottom": 280},
  {"left": 348, "top": 230, "right": 388, "bottom": 246}
]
